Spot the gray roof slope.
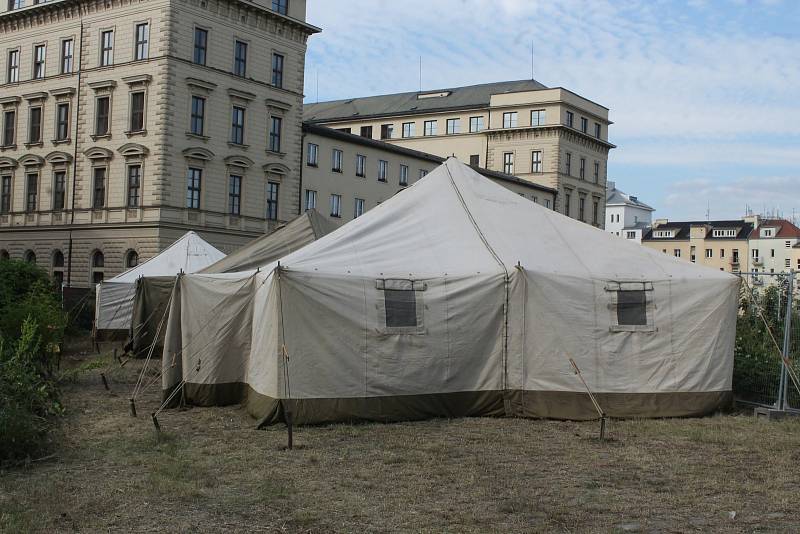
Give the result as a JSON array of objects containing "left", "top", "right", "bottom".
[
  {"left": 606, "top": 184, "right": 654, "bottom": 211},
  {"left": 304, "top": 79, "right": 548, "bottom": 122}
]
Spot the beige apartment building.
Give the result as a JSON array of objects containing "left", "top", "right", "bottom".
[
  {"left": 301, "top": 123, "right": 556, "bottom": 225},
  {"left": 641, "top": 219, "right": 753, "bottom": 273},
  {"left": 0, "top": 0, "right": 318, "bottom": 286},
  {"left": 304, "top": 80, "right": 614, "bottom": 227}
]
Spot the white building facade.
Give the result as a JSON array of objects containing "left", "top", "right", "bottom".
[{"left": 605, "top": 181, "right": 654, "bottom": 244}]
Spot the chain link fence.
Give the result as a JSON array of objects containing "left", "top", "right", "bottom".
[{"left": 734, "top": 271, "right": 800, "bottom": 411}]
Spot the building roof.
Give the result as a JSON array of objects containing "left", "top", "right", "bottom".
[
  {"left": 642, "top": 220, "right": 754, "bottom": 241},
  {"left": 606, "top": 181, "right": 654, "bottom": 211},
  {"left": 756, "top": 219, "right": 800, "bottom": 238},
  {"left": 303, "top": 79, "right": 548, "bottom": 123},
  {"left": 303, "top": 122, "right": 556, "bottom": 195},
  {"left": 623, "top": 221, "right": 652, "bottom": 231}
]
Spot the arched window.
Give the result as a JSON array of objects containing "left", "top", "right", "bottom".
[
  {"left": 0, "top": 249, "right": 9, "bottom": 261},
  {"left": 24, "top": 250, "right": 36, "bottom": 264},
  {"left": 125, "top": 250, "right": 139, "bottom": 268},
  {"left": 53, "top": 250, "right": 65, "bottom": 268},
  {"left": 91, "top": 250, "right": 105, "bottom": 284}
]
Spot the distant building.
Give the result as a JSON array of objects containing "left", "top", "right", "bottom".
[
  {"left": 304, "top": 80, "right": 614, "bottom": 227},
  {"left": 605, "top": 181, "right": 654, "bottom": 243},
  {"left": 301, "top": 123, "right": 556, "bottom": 226},
  {"left": 641, "top": 219, "right": 753, "bottom": 273},
  {"left": 746, "top": 217, "right": 800, "bottom": 276}
]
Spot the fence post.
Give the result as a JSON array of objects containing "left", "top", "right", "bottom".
[{"left": 777, "top": 271, "right": 794, "bottom": 411}]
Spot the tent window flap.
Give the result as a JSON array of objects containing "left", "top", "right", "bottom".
[
  {"left": 605, "top": 281, "right": 656, "bottom": 333},
  {"left": 376, "top": 278, "right": 427, "bottom": 334}
]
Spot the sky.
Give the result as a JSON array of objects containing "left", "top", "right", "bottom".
[{"left": 303, "top": 0, "right": 800, "bottom": 222}]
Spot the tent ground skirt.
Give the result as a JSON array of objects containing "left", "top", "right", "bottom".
[{"left": 163, "top": 384, "right": 732, "bottom": 425}]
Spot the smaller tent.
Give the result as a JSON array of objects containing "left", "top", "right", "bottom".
[
  {"left": 127, "top": 210, "right": 334, "bottom": 354},
  {"left": 95, "top": 231, "right": 225, "bottom": 334}
]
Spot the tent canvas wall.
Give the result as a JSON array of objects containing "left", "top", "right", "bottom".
[
  {"left": 95, "top": 231, "right": 225, "bottom": 334},
  {"left": 161, "top": 158, "right": 738, "bottom": 425},
  {"left": 128, "top": 210, "right": 334, "bottom": 355}
]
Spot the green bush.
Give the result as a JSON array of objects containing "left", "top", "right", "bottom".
[{"left": 0, "top": 260, "right": 66, "bottom": 464}]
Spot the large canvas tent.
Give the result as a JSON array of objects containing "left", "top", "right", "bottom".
[
  {"left": 95, "top": 231, "right": 225, "bottom": 334},
  {"left": 128, "top": 210, "right": 335, "bottom": 355},
  {"left": 161, "top": 158, "right": 738, "bottom": 425}
]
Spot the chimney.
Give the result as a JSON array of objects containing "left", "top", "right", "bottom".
[
  {"left": 607, "top": 181, "right": 616, "bottom": 191},
  {"left": 630, "top": 196, "right": 638, "bottom": 202},
  {"left": 653, "top": 218, "right": 669, "bottom": 228},
  {"left": 743, "top": 214, "right": 760, "bottom": 229}
]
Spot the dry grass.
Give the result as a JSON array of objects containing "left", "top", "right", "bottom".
[{"left": 1, "top": 349, "right": 799, "bottom": 533}]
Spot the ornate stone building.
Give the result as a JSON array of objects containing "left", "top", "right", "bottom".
[{"left": 0, "top": 0, "right": 318, "bottom": 286}]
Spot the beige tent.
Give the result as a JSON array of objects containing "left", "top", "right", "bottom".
[
  {"left": 128, "top": 210, "right": 334, "bottom": 355},
  {"left": 161, "top": 158, "right": 738, "bottom": 425}
]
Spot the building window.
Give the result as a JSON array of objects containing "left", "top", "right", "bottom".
[
  {"left": 125, "top": 250, "right": 139, "bottom": 268},
  {"left": 564, "top": 191, "right": 571, "bottom": 217},
  {"left": 720, "top": 249, "right": 726, "bottom": 258},
  {"left": 626, "top": 231, "right": 636, "bottom": 239},
  {"left": 531, "top": 150, "right": 542, "bottom": 173},
  {"left": 95, "top": 97, "right": 110, "bottom": 136},
  {"left": 579, "top": 196, "right": 586, "bottom": 221},
  {"left": 230, "top": 106, "right": 245, "bottom": 144},
  {"left": 423, "top": 120, "right": 437, "bottom": 136},
  {"left": 134, "top": 23, "right": 149, "bottom": 60},
  {"left": 60, "top": 39, "right": 73, "bottom": 74},
  {"left": 28, "top": 106, "right": 42, "bottom": 144},
  {"left": 399, "top": 164, "right": 408, "bottom": 185},
  {"left": 193, "top": 28, "right": 208, "bottom": 65},
  {"left": 56, "top": 103, "right": 70, "bottom": 141},
  {"left": 469, "top": 154, "right": 479, "bottom": 166},
  {"left": 579, "top": 157, "right": 586, "bottom": 179},
  {"left": 503, "top": 152, "right": 514, "bottom": 174},
  {"left": 354, "top": 198, "right": 365, "bottom": 219},
  {"left": 130, "top": 92, "right": 145, "bottom": 133},
  {"left": 190, "top": 96, "right": 205, "bottom": 136},
  {"left": 446, "top": 118, "right": 460, "bottom": 134},
  {"left": 594, "top": 122, "right": 601, "bottom": 138},
  {"left": 271, "top": 0, "right": 288, "bottom": 15},
  {"left": 229, "top": 174, "right": 242, "bottom": 215},
  {"left": 92, "top": 167, "right": 106, "bottom": 209},
  {"left": 7, "top": 50, "right": 19, "bottom": 83},
  {"left": 91, "top": 250, "right": 104, "bottom": 283},
  {"left": 186, "top": 168, "right": 201, "bottom": 209},
  {"left": 266, "top": 182, "right": 279, "bottom": 220},
  {"left": 380, "top": 124, "right": 393, "bottom": 139},
  {"left": 100, "top": 30, "right": 114, "bottom": 66},
  {"left": 234, "top": 40, "right": 247, "bottom": 77},
  {"left": 53, "top": 170, "right": 66, "bottom": 210},
  {"left": 0, "top": 249, "right": 8, "bottom": 261},
  {"left": 705, "top": 249, "right": 713, "bottom": 258},
  {"left": 7, "top": 0, "right": 22, "bottom": 10},
  {"left": 332, "top": 148, "right": 343, "bottom": 172},
  {"left": 360, "top": 125, "right": 372, "bottom": 138},
  {"left": 127, "top": 165, "right": 141, "bottom": 207},
  {"left": 580, "top": 117, "right": 588, "bottom": 133},
  {"left": 565, "top": 110, "right": 574, "bottom": 127},
  {"left": 3, "top": 110, "right": 15, "bottom": 146},
  {"left": 377, "top": 159, "right": 388, "bottom": 182},
  {"left": 502, "top": 112, "right": 518, "bottom": 128},
  {"left": 402, "top": 122, "right": 415, "bottom": 138},
  {"left": 785, "top": 240, "right": 792, "bottom": 248},
  {"left": 565, "top": 152, "right": 572, "bottom": 175},
  {"left": 337, "top": 127, "right": 351, "bottom": 134},
  {"left": 674, "top": 249, "right": 681, "bottom": 258},
  {"left": 355, "top": 154, "right": 366, "bottom": 177},
  {"left": 304, "top": 189, "right": 316, "bottom": 210},
  {"left": 469, "top": 116, "right": 484, "bottom": 132},
  {"left": 33, "top": 44, "right": 46, "bottom": 79},
  {"left": 269, "top": 116, "right": 282, "bottom": 152},
  {"left": 26, "top": 172, "right": 38, "bottom": 212},
  {"left": 531, "top": 109, "right": 545, "bottom": 126},
  {"left": 419, "top": 169, "right": 428, "bottom": 179},
  {"left": 593, "top": 162, "right": 599, "bottom": 183},
  {"left": 329, "top": 193, "right": 341, "bottom": 218},
  {"left": 306, "top": 143, "right": 318, "bottom": 166},
  {"left": 0, "top": 175, "right": 11, "bottom": 213},
  {"left": 271, "top": 53, "right": 284, "bottom": 88},
  {"left": 53, "top": 250, "right": 65, "bottom": 271},
  {"left": 786, "top": 258, "right": 791, "bottom": 268}
]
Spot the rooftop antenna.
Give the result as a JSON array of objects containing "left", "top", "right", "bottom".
[
  {"left": 530, "top": 40, "right": 535, "bottom": 79},
  {"left": 706, "top": 200, "right": 710, "bottom": 221},
  {"left": 316, "top": 68, "right": 319, "bottom": 104}
]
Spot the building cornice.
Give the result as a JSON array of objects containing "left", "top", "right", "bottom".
[{"left": 487, "top": 124, "right": 616, "bottom": 150}]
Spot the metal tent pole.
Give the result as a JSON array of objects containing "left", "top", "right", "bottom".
[{"left": 778, "top": 271, "right": 794, "bottom": 411}]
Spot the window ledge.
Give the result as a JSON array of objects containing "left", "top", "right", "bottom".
[
  {"left": 228, "top": 142, "right": 249, "bottom": 150},
  {"left": 24, "top": 141, "right": 44, "bottom": 148},
  {"left": 399, "top": 182, "right": 408, "bottom": 187},
  {"left": 332, "top": 168, "right": 342, "bottom": 173},
  {"left": 266, "top": 149, "right": 285, "bottom": 157},
  {"left": 125, "top": 130, "right": 147, "bottom": 138},
  {"left": 330, "top": 214, "right": 341, "bottom": 218},
  {"left": 355, "top": 174, "right": 366, "bottom": 179},
  {"left": 90, "top": 134, "right": 111, "bottom": 141},
  {"left": 377, "top": 178, "right": 387, "bottom": 183},
  {"left": 0, "top": 144, "right": 17, "bottom": 151},
  {"left": 306, "top": 163, "right": 318, "bottom": 168},
  {"left": 185, "top": 132, "right": 209, "bottom": 141},
  {"left": 51, "top": 138, "right": 71, "bottom": 145}
]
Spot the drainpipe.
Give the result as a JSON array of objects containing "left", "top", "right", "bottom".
[
  {"left": 298, "top": 126, "right": 304, "bottom": 215},
  {"left": 66, "top": 17, "right": 83, "bottom": 287}
]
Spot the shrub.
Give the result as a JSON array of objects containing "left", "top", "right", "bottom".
[{"left": 0, "top": 260, "right": 65, "bottom": 349}]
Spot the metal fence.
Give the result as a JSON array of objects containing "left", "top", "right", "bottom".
[{"left": 734, "top": 270, "right": 800, "bottom": 411}]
